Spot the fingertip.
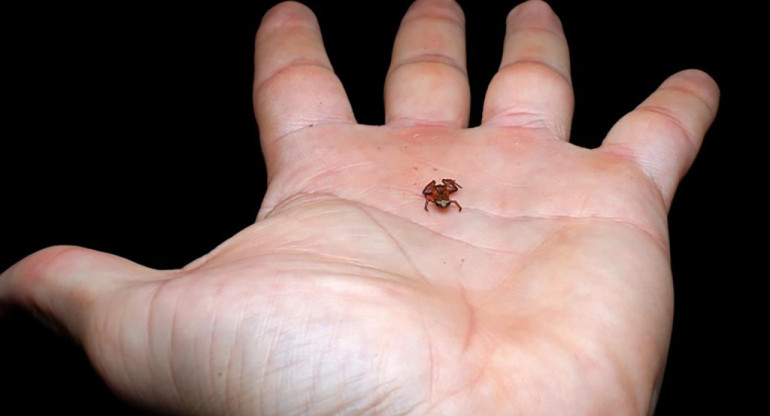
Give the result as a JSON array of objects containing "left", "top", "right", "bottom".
[
  {"left": 507, "top": 0, "right": 562, "bottom": 30},
  {"left": 260, "top": 1, "right": 317, "bottom": 27},
  {"left": 256, "top": 1, "right": 321, "bottom": 49},
  {"left": 662, "top": 69, "right": 720, "bottom": 119},
  {"left": 405, "top": 0, "right": 465, "bottom": 21}
]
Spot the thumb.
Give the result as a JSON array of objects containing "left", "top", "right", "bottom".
[{"left": 1, "top": 245, "right": 157, "bottom": 342}]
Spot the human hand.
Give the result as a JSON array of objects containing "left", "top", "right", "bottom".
[{"left": 1, "top": 0, "right": 718, "bottom": 414}]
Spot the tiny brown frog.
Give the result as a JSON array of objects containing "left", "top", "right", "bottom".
[{"left": 422, "top": 179, "right": 462, "bottom": 212}]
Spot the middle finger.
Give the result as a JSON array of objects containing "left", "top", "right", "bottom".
[{"left": 384, "top": 0, "right": 470, "bottom": 128}]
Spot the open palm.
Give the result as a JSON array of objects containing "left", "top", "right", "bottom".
[{"left": 1, "top": 1, "right": 718, "bottom": 415}]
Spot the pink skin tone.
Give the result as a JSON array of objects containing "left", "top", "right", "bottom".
[{"left": 1, "top": 0, "right": 718, "bottom": 415}]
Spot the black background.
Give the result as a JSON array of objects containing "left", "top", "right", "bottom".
[{"left": 1, "top": 1, "right": 753, "bottom": 414}]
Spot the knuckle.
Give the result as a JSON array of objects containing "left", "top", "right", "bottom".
[{"left": 496, "top": 59, "right": 571, "bottom": 90}]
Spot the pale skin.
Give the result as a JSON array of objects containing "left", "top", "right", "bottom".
[{"left": 0, "top": 0, "right": 719, "bottom": 414}]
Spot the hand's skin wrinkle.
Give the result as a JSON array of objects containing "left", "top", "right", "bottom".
[
  {"left": 174, "top": 254, "right": 433, "bottom": 414},
  {"left": 356, "top": 204, "right": 433, "bottom": 287},
  {"left": 419, "top": 312, "right": 438, "bottom": 404},
  {"left": 482, "top": 62, "right": 573, "bottom": 139},
  {"left": 256, "top": 188, "right": 668, "bottom": 257},
  {"left": 498, "top": 59, "right": 572, "bottom": 91},
  {"left": 633, "top": 105, "right": 698, "bottom": 150},
  {"left": 222, "top": 202, "right": 665, "bottom": 414},
  {"left": 655, "top": 83, "right": 719, "bottom": 120},
  {"left": 224, "top": 304, "right": 247, "bottom": 415},
  {"left": 388, "top": 56, "right": 468, "bottom": 80},
  {"left": 253, "top": 66, "right": 356, "bottom": 144},
  {"left": 253, "top": 61, "right": 334, "bottom": 97},
  {"left": 169, "top": 289, "right": 191, "bottom": 409},
  {"left": 503, "top": 25, "right": 569, "bottom": 53},
  {"left": 456, "top": 285, "right": 477, "bottom": 357},
  {"left": 88, "top": 280, "right": 171, "bottom": 412},
  {"left": 146, "top": 280, "right": 169, "bottom": 402},
  {"left": 479, "top": 107, "right": 557, "bottom": 133},
  {"left": 173, "top": 233, "right": 473, "bottom": 413},
  {"left": 252, "top": 292, "right": 421, "bottom": 415},
  {"left": 256, "top": 125, "right": 668, "bottom": 226},
  {"left": 181, "top": 190, "right": 670, "bottom": 326}
]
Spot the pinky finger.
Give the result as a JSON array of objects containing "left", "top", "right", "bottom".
[{"left": 599, "top": 69, "right": 719, "bottom": 208}]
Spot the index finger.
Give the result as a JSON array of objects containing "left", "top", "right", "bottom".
[{"left": 253, "top": 2, "right": 355, "bottom": 168}]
